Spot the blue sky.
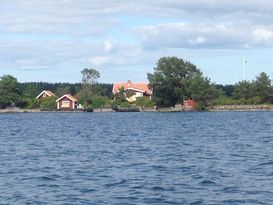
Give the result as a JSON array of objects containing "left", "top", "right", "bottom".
[{"left": 1, "top": 0, "right": 273, "bottom": 85}]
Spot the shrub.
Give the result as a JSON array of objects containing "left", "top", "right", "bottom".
[
  {"left": 40, "top": 96, "right": 57, "bottom": 109},
  {"left": 135, "top": 97, "right": 155, "bottom": 108},
  {"left": 92, "top": 96, "right": 111, "bottom": 108}
]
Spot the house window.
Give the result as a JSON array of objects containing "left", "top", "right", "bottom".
[{"left": 61, "top": 101, "right": 70, "bottom": 108}]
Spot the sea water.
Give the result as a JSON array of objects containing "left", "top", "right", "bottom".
[{"left": 0, "top": 112, "right": 273, "bottom": 204}]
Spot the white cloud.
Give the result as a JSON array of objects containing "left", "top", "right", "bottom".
[
  {"left": 135, "top": 23, "right": 245, "bottom": 49},
  {"left": 188, "top": 36, "right": 207, "bottom": 46},
  {"left": 135, "top": 23, "right": 273, "bottom": 49},
  {"left": 253, "top": 28, "right": 273, "bottom": 44},
  {"left": 89, "top": 56, "right": 110, "bottom": 66},
  {"left": 104, "top": 40, "right": 114, "bottom": 52}
]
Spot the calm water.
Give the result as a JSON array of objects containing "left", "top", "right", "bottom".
[{"left": 0, "top": 112, "right": 273, "bottom": 204}]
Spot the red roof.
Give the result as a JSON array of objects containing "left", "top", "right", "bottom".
[{"left": 112, "top": 80, "right": 152, "bottom": 95}]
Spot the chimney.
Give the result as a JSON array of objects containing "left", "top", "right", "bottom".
[{"left": 127, "top": 79, "right": 131, "bottom": 86}]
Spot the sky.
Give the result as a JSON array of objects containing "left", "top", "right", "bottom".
[{"left": 1, "top": 0, "right": 273, "bottom": 85}]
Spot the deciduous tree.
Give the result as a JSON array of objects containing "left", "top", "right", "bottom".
[
  {"left": 0, "top": 75, "right": 22, "bottom": 108},
  {"left": 148, "top": 57, "right": 220, "bottom": 107},
  {"left": 80, "top": 68, "right": 100, "bottom": 108}
]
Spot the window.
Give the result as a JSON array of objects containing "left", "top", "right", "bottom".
[{"left": 61, "top": 101, "right": 70, "bottom": 108}]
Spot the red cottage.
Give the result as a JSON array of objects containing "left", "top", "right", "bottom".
[{"left": 56, "top": 94, "right": 78, "bottom": 110}]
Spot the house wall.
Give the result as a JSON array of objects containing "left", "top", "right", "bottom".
[{"left": 57, "top": 97, "right": 75, "bottom": 109}]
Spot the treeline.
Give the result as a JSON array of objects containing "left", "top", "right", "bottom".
[
  {"left": 0, "top": 56, "right": 273, "bottom": 110},
  {"left": 19, "top": 82, "right": 113, "bottom": 99},
  {"left": 214, "top": 72, "right": 273, "bottom": 105},
  {"left": 0, "top": 74, "right": 113, "bottom": 109}
]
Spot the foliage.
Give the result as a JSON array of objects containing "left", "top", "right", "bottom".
[
  {"left": 232, "top": 80, "right": 257, "bottom": 100},
  {"left": 25, "top": 98, "right": 40, "bottom": 109},
  {"left": 80, "top": 68, "right": 100, "bottom": 108},
  {"left": 114, "top": 86, "right": 126, "bottom": 101},
  {"left": 111, "top": 99, "right": 133, "bottom": 108},
  {"left": 185, "top": 75, "right": 222, "bottom": 107},
  {"left": 0, "top": 75, "right": 23, "bottom": 108},
  {"left": 40, "top": 96, "right": 57, "bottom": 109},
  {"left": 114, "top": 86, "right": 138, "bottom": 101},
  {"left": 93, "top": 83, "right": 113, "bottom": 98},
  {"left": 19, "top": 82, "right": 112, "bottom": 99},
  {"left": 254, "top": 72, "right": 273, "bottom": 102},
  {"left": 55, "top": 85, "right": 72, "bottom": 96},
  {"left": 125, "top": 90, "right": 136, "bottom": 98},
  {"left": 213, "top": 96, "right": 240, "bottom": 105},
  {"left": 135, "top": 97, "right": 155, "bottom": 108},
  {"left": 215, "top": 84, "right": 234, "bottom": 97},
  {"left": 81, "top": 68, "right": 100, "bottom": 86},
  {"left": 2, "top": 59, "right": 273, "bottom": 110},
  {"left": 92, "top": 96, "right": 111, "bottom": 109},
  {"left": 148, "top": 57, "right": 220, "bottom": 107}
]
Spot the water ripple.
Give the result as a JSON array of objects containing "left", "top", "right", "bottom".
[{"left": 0, "top": 112, "right": 273, "bottom": 204}]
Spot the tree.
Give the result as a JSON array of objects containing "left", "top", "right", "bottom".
[
  {"left": 148, "top": 57, "right": 202, "bottom": 107},
  {"left": 55, "top": 84, "right": 71, "bottom": 96},
  {"left": 232, "top": 80, "right": 257, "bottom": 100},
  {"left": 185, "top": 75, "right": 222, "bottom": 108},
  {"left": 254, "top": 72, "right": 273, "bottom": 103},
  {"left": 80, "top": 68, "right": 100, "bottom": 108},
  {"left": 0, "top": 75, "right": 22, "bottom": 108},
  {"left": 114, "top": 86, "right": 126, "bottom": 101},
  {"left": 216, "top": 84, "right": 234, "bottom": 97},
  {"left": 40, "top": 96, "right": 57, "bottom": 109}
]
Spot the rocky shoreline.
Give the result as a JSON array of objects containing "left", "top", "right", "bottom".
[
  {"left": 1, "top": 104, "right": 273, "bottom": 113},
  {"left": 210, "top": 104, "right": 273, "bottom": 111}
]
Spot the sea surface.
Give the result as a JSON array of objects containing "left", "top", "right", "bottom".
[{"left": 0, "top": 111, "right": 273, "bottom": 204}]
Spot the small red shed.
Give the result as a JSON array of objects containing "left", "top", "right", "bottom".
[{"left": 56, "top": 94, "right": 78, "bottom": 110}]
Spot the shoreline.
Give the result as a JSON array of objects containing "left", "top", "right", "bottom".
[{"left": 1, "top": 104, "right": 273, "bottom": 113}]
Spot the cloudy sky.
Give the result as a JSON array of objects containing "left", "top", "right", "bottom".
[{"left": 1, "top": 0, "right": 273, "bottom": 84}]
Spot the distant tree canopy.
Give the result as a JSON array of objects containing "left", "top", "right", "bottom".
[
  {"left": 1, "top": 57, "right": 273, "bottom": 110},
  {"left": 0, "top": 75, "right": 25, "bottom": 108},
  {"left": 148, "top": 57, "right": 220, "bottom": 107},
  {"left": 229, "top": 72, "right": 273, "bottom": 104}
]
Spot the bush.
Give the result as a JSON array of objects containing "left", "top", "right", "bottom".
[
  {"left": 14, "top": 97, "right": 28, "bottom": 108},
  {"left": 213, "top": 96, "right": 239, "bottom": 105},
  {"left": 111, "top": 99, "right": 133, "bottom": 108},
  {"left": 25, "top": 98, "right": 40, "bottom": 109},
  {"left": 135, "top": 97, "right": 155, "bottom": 108},
  {"left": 92, "top": 96, "right": 111, "bottom": 108},
  {"left": 247, "top": 97, "right": 262, "bottom": 105},
  {"left": 40, "top": 96, "right": 57, "bottom": 109}
]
